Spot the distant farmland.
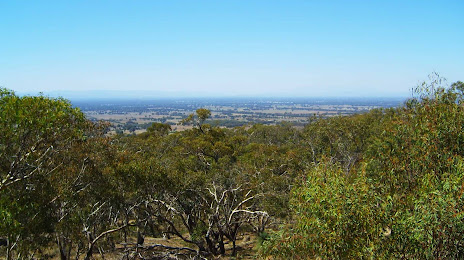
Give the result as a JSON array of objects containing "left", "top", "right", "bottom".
[{"left": 73, "top": 97, "right": 405, "bottom": 134}]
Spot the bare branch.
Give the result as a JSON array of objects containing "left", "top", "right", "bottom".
[
  {"left": 91, "top": 224, "right": 130, "bottom": 247},
  {"left": 141, "top": 243, "right": 198, "bottom": 253}
]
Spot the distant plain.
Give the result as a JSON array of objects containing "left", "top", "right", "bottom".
[{"left": 72, "top": 97, "right": 405, "bottom": 134}]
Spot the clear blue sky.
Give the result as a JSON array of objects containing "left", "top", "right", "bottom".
[{"left": 0, "top": 1, "right": 463, "bottom": 98}]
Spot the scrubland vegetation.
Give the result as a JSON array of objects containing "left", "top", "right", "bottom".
[{"left": 2, "top": 76, "right": 464, "bottom": 259}]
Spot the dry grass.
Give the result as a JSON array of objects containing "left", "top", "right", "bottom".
[{"left": 37, "top": 233, "right": 259, "bottom": 259}]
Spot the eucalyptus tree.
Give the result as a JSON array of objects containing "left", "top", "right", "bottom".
[
  {"left": 118, "top": 109, "right": 270, "bottom": 257},
  {"left": 261, "top": 77, "right": 464, "bottom": 259},
  {"left": 0, "top": 88, "right": 91, "bottom": 258},
  {"left": 0, "top": 89, "right": 139, "bottom": 259},
  {"left": 365, "top": 78, "right": 464, "bottom": 258}
]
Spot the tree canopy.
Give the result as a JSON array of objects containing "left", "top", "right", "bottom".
[{"left": 2, "top": 76, "right": 464, "bottom": 259}]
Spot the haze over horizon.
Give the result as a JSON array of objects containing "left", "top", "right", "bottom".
[
  {"left": 19, "top": 89, "right": 410, "bottom": 100},
  {"left": 1, "top": 1, "right": 463, "bottom": 98}
]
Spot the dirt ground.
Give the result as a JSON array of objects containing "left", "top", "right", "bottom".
[
  {"left": 109, "top": 233, "right": 259, "bottom": 259},
  {"left": 40, "top": 233, "right": 259, "bottom": 260}
]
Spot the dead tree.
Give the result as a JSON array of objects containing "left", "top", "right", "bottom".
[{"left": 142, "top": 183, "right": 270, "bottom": 257}]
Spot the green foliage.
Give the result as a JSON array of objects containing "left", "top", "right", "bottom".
[
  {"left": 303, "top": 109, "right": 388, "bottom": 174},
  {"left": 0, "top": 89, "right": 93, "bottom": 257},
  {"left": 146, "top": 122, "right": 171, "bottom": 136},
  {"left": 4, "top": 76, "right": 464, "bottom": 258},
  {"left": 261, "top": 78, "right": 464, "bottom": 259},
  {"left": 260, "top": 161, "right": 379, "bottom": 259},
  {"left": 196, "top": 108, "right": 211, "bottom": 122},
  {"left": 365, "top": 77, "right": 464, "bottom": 258},
  {"left": 180, "top": 108, "right": 212, "bottom": 130}
]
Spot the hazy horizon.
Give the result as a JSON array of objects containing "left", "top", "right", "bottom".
[
  {"left": 16, "top": 89, "right": 411, "bottom": 100},
  {"left": 1, "top": 1, "right": 463, "bottom": 97}
]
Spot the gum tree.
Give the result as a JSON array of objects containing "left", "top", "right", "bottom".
[{"left": 0, "top": 88, "right": 90, "bottom": 258}]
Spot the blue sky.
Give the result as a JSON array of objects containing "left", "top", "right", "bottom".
[{"left": 0, "top": 1, "right": 463, "bottom": 98}]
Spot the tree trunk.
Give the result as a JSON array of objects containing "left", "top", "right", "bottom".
[
  {"left": 84, "top": 244, "right": 93, "bottom": 260},
  {"left": 231, "top": 227, "right": 239, "bottom": 256},
  {"left": 231, "top": 239, "right": 237, "bottom": 256},
  {"left": 205, "top": 236, "right": 217, "bottom": 255},
  {"left": 57, "top": 234, "right": 72, "bottom": 260},
  {"left": 218, "top": 233, "right": 225, "bottom": 255},
  {"left": 6, "top": 242, "right": 11, "bottom": 260},
  {"left": 137, "top": 230, "right": 144, "bottom": 246}
]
